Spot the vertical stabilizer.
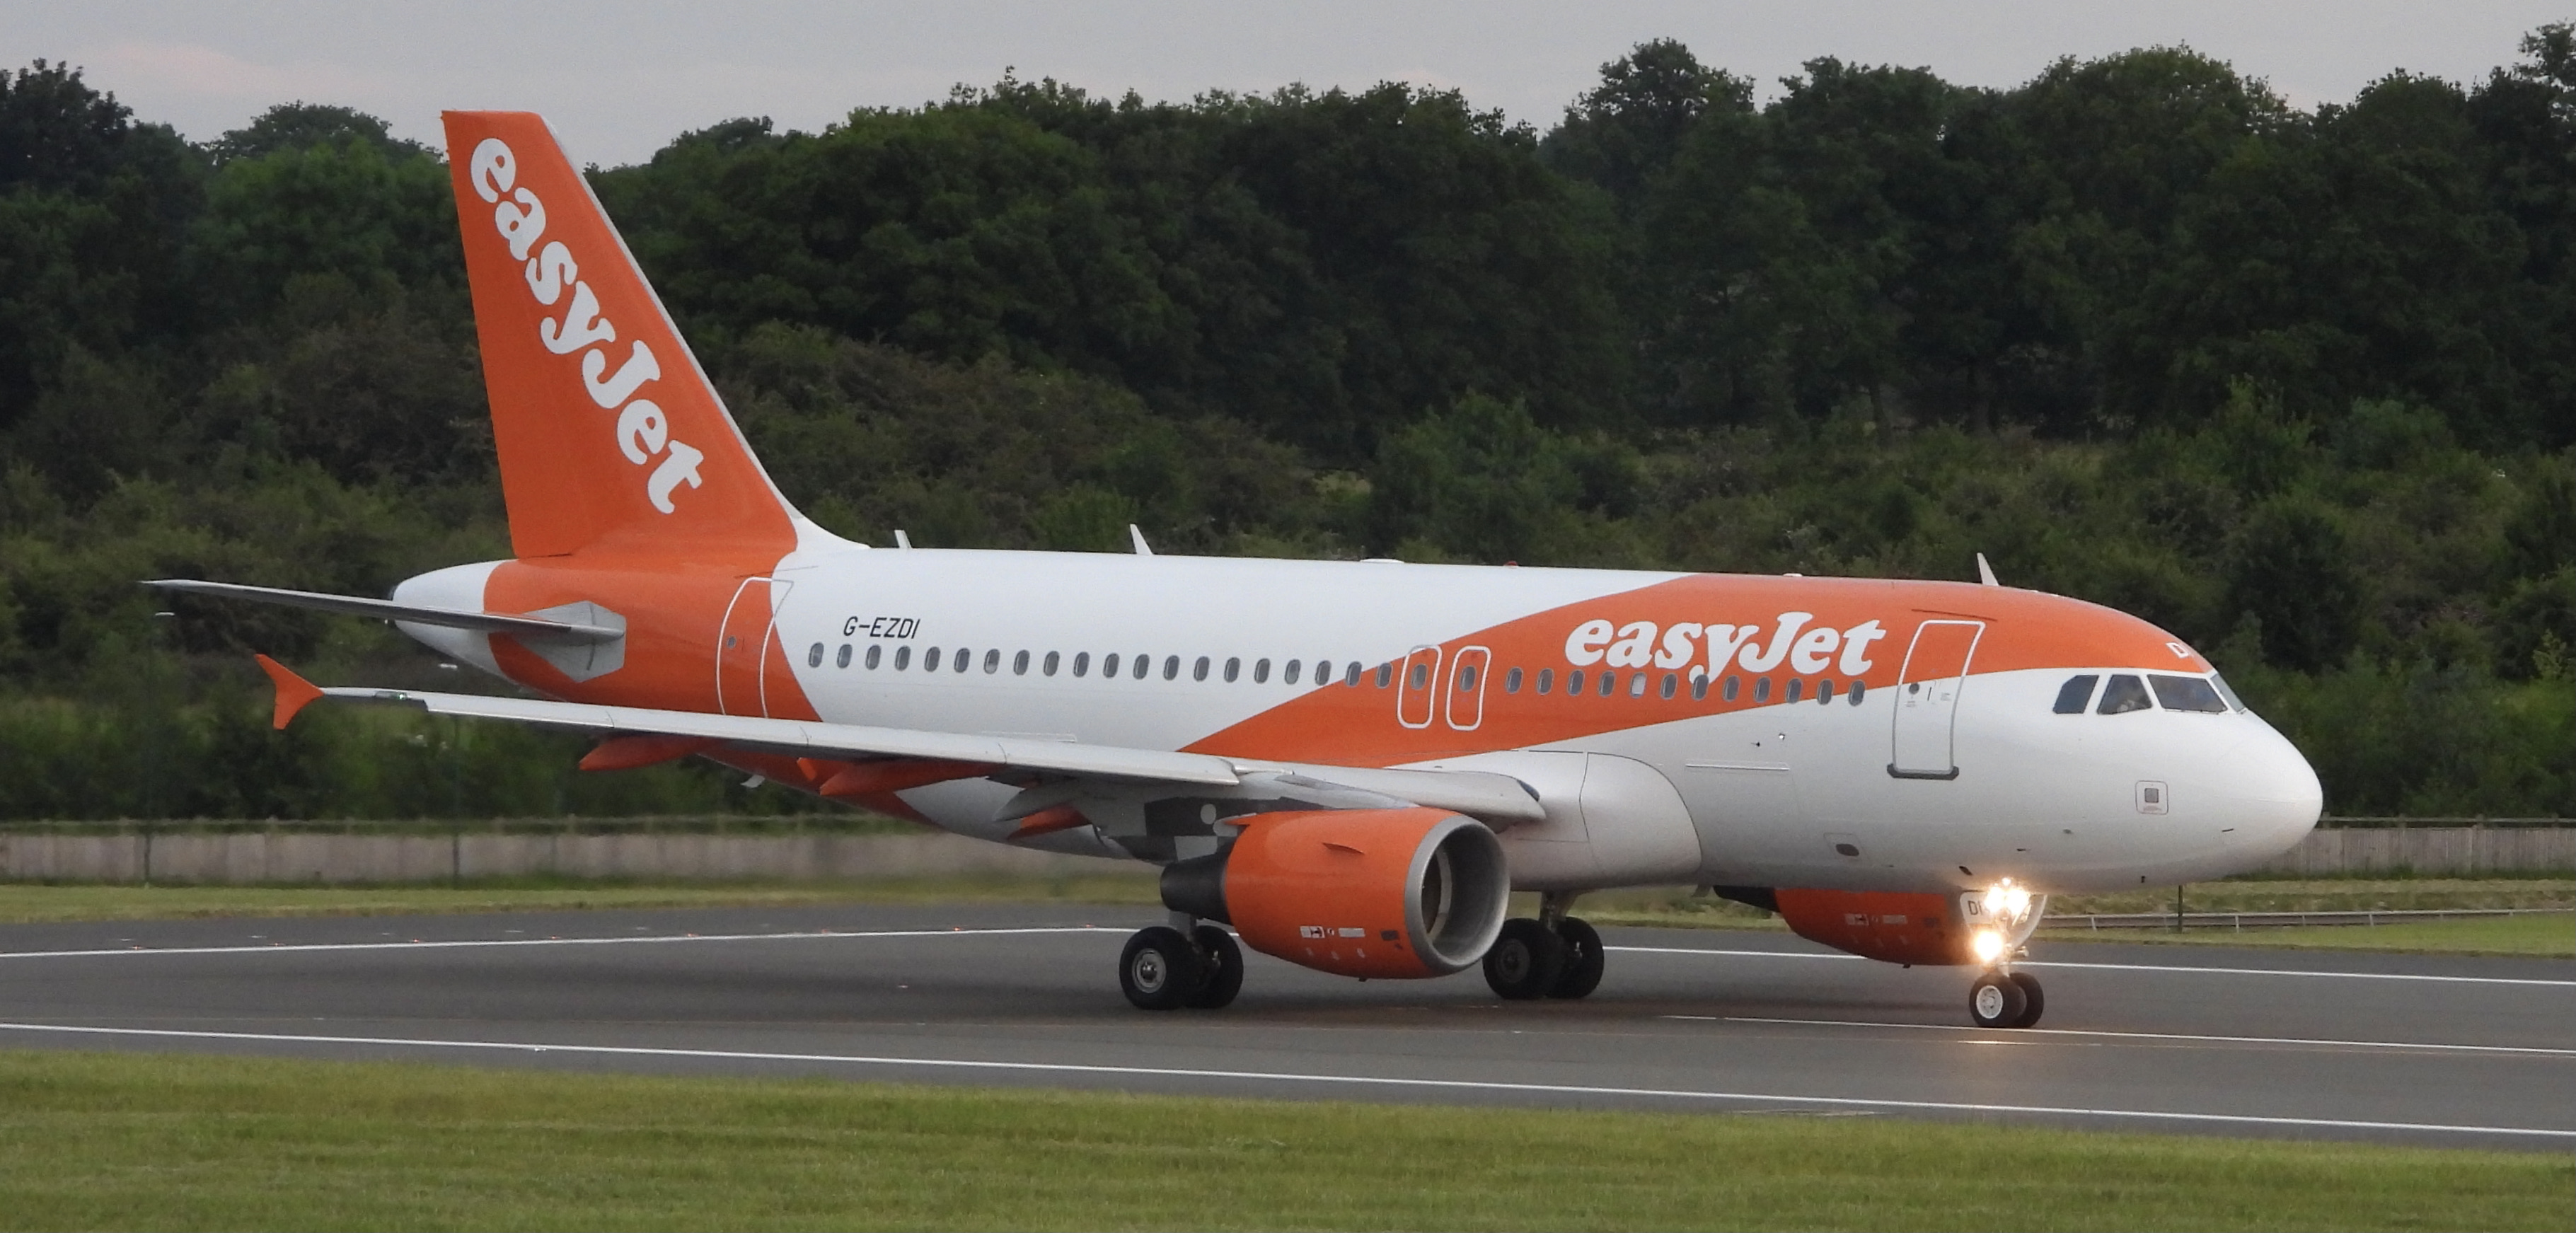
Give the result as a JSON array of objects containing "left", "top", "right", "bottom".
[{"left": 442, "top": 112, "right": 799, "bottom": 558}]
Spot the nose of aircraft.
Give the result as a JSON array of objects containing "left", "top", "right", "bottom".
[{"left": 2213, "top": 715, "right": 2324, "bottom": 862}]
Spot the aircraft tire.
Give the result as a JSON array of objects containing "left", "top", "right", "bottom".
[
  {"left": 1968, "top": 971, "right": 2028, "bottom": 1029},
  {"left": 2006, "top": 971, "right": 2045, "bottom": 1029},
  {"left": 1120, "top": 926, "right": 1204, "bottom": 1011},
  {"left": 1482, "top": 917, "right": 1567, "bottom": 1000},
  {"left": 1186, "top": 925, "right": 1244, "bottom": 1009},
  {"left": 1548, "top": 917, "right": 1605, "bottom": 1000}
]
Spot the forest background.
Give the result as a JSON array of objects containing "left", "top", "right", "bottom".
[{"left": 6, "top": 28, "right": 2576, "bottom": 820}]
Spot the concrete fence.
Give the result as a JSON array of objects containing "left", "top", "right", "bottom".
[{"left": 0, "top": 824, "right": 2566, "bottom": 884}]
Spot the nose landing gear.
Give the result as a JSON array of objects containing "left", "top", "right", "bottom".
[{"left": 1968, "top": 968, "right": 2045, "bottom": 1029}]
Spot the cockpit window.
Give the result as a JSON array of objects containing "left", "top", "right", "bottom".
[
  {"left": 2149, "top": 674, "right": 2229, "bottom": 713},
  {"left": 2052, "top": 675, "right": 2099, "bottom": 714},
  {"left": 2096, "top": 674, "right": 2153, "bottom": 714},
  {"left": 2210, "top": 673, "right": 2247, "bottom": 712}
]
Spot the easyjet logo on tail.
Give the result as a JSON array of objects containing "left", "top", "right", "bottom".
[
  {"left": 466, "top": 139, "right": 705, "bottom": 515},
  {"left": 1564, "top": 614, "right": 1888, "bottom": 676}
]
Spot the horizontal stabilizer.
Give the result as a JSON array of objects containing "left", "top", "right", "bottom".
[{"left": 146, "top": 580, "right": 622, "bottom": 642}]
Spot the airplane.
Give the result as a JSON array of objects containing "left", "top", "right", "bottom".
[{"left": 149, "top": 111, "right": 2323, "bottom": 1029}]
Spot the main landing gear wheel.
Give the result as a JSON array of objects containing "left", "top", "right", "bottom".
[
  {"left": 1185, "top": 925, "right": 1243, "bottom": 1010},
  {"left": 1968, "top": 970, "right": 2032, "bottom": 1029},
  {"left": 1549, "top": 917, "right": 1605, "bottom": 1000},
  {"left": 1483, "top": 917, "right": 1567, "bottom": 1000},
  {"left": 1119, "top": 926, "right": 1203, "bottom": 1011}
]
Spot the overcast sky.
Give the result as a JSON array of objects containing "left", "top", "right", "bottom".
[{"left": 6, "top": 1, "right": 2572, "bottom": 166}]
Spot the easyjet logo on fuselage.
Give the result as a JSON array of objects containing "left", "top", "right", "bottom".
[
  {"left": 467, "top": 139, "right": 706, "bottom": 515},
  {"left": 1564, "top": 613, "right": 1889, "bottom": 677}
]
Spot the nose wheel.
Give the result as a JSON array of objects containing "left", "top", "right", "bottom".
[{"left": 1968, "top": 969, "right": 2045, "bottom": 1029}]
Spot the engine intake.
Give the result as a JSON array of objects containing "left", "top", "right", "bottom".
[{"left": 1161, "top": 807, "right": 1509, "bottom": 979}]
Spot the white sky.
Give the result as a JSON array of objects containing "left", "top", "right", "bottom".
[{"left": 6, "top": 1, "right": 2572, "bottom": 167}]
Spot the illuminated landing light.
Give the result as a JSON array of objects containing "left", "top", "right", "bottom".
[
  {"left": 1971, "top": 928, "right": 2006, "bottom": 965},
  {"left": 1985, "top": 878, "right": 2034, "bottom": 926}
]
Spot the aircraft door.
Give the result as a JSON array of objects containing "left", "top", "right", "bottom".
[
  {"left": 1396, "top": 645, "right": 1442, "bottom": 729},
  {"left": 716, "top": 577, "right": 794, "bottom": 717},
  {"left": 1445, "top": 646, "right": 1491, "bottom": 731},
  {"left": 1889, "top": 620, "right": 1982, "bottom": 779}
]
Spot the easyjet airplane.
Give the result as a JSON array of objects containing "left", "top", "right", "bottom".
[{"left": 153, "top": 112, "right": 2323, "bottom": 1028}]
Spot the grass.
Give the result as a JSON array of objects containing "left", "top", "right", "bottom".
[
  {"left": 0, "top": 1050, "right": 2563, "bottom": 1232},
  {"left": 0, "top": 875, "right": 1155, "bottom": 925},
  {"left": 2047, "top": 912, "right": 2574, "bottom": 957}
]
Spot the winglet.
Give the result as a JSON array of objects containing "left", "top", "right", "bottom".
[
  {"left": 1975, "top": 552, "right": 2000, "bottom": 587},
  {"left": 254, "top": 654, "right": 325, "bottom": 730}
]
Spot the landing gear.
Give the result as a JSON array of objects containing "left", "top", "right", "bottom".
[
  {"left": 1968, "top": 968, "right": 2045, "bottom": 1029},
  {"left": 1484, "top": 893, "right": 1607, "bottom": 1001},
  {"left": 1186, "top": 925, "right": 1243, "bottom": 1009},
  {"left": 1119, "top": 921, "right": 1242, "bottom": 1011}
]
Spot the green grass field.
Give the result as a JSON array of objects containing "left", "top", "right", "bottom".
[{"left": 0, "top": 1050, "right": 2563, "bottom": 1232}]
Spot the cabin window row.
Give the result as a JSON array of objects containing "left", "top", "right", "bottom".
[{"left": 1499, "top": 666, "right": 1864, "bottom": 706}]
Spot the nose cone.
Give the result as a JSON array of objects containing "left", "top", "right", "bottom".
[{"left": 2218, "top": 717, "right": 2323, "bottom": 862}]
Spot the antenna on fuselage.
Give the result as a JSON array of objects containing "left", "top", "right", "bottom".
[
  {"left": 894, "top": 529, "right": 913, "bottom": 550},
  {"left": 1975, "top": 552, "right": 2000, "bottom": 586},
  {"left": 1129, "top": 524, "right": 1154, "bottom": 556}
]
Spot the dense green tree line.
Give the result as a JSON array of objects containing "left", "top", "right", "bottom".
[{"left": 3, "top": 31, "right": 2575, "bottom": 820}]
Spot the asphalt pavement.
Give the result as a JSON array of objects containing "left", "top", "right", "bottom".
[{"left": 0, "top": 903, "right": 2568, "bottom": 1149}]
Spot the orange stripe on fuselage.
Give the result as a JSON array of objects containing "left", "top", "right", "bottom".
[{"left": 1186, "top": 574, "right": 2205, "bottom": 768}]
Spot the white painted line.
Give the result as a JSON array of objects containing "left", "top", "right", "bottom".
[
  {"left": 0, "top": 926, "right": 1110, "bottom": 961},
  {"left": 1607, "top": 945, "right": 2576, "bottom": 988},
  {"left": 0, "top": 1021, "right": 2565, "bottom": 1141},
  {"left": 1701, "top": 1016, "right": 2576, "bottom": 1058}
]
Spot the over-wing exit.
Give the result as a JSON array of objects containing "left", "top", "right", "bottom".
[{"left": 151, "top": 111, "right": 2323, "bottom": 1029}]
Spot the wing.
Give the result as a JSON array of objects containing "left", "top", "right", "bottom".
[
  {"left": 149, "top": 579, "right": 620, "bottom": 642},
  {"left": 252, "top": 656, "right": 1545, "bottom": 828}
]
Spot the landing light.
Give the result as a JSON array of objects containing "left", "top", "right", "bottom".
[
  {"left": 1970, "top": 929, "right": 2006, "bottom": 964},
  {"left": 1986, "top": 879, "right": 2033, "bottom": 925}
]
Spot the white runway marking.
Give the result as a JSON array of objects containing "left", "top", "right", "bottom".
[
  {"left": 1694, "top": 1016, "right": 2576, "bottom": 1058},
  {"left": 0, "top": 1020, "right": 2566, "bottom": 1141},
  {"left": 0, "top": 926, "right": 1110, "bottom": 961},
  {"left": 1607, "top": 945, "right": 2576, "bottom": 988}
]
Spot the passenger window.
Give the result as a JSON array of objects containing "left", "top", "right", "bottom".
[
  {"left": 836, "top": 644, "right": 852, "bottom": 668},
  {"left": 1042, "top": 650, "right": 1059, "bottom": 676},
  {"left": 1537, "top": 668, "right": 1554, "bottom": 695},
  {"left": 2149, "top": 674, "right": 2230, "bottom": 713},
  {"left": 1166, "top": 656, "right": 1182, "bottom": 681},
  {"left": 1754, "top": 678, "right": 1772, "bottom": 703},
  {"left": 1785, "top": 678, "right": 1803, "bottom": 703},
  {"left": 1073, "top": 652, "right": 1091, "bottom": 678},
  {"left": 1346, "top": 662, "right": 1363, "bottom": 686},
  {"left": 1628, "top": 672, "right": 1646, "bottom": 697},
  {"left": 954, "top": 649, "right": 970, "bottom": 673},
  {"left": 1196, "top": 656, "right": 1212, "bottom": 682},
  {"left": 983, "top": 649, "right": 1000, "bottom": 674},
  {"left": 1375, "top": 664, "right": 1392, "bottom": 688},
  {"left": 1691, "top": 672, "right": 1709, "bottom": 700},
  {"left": 2097, "top": 674, "right": 2152, "bottom": 714},
  {"left": 1660, "top": 673, "right": 1677, "bottom": 699},
  {"left": 1566, "top": 670, "right": 1585, "bottom": 695},
  {"left": 1506, "top": 666, "right": 1523, "bottom": 693},
  {"left": 2052, "top": 675, "right": 2099, "bottom": 714},
  {"left": 1103, "top": 653, "right": 1122, "bottom": 678},
  {"left": 866, "top": 644, "right": 883, "bottom": 669},
  {"left": 1133, "top": 654, "right": 1150, "bottom": 680},
  {"left": 1849, "top": 680, "right": 1866, "bottom": 705},
  {"left": 1818, "top": 679, "right": 1835, "bottom": 703},
  {"left": 894, "top": 646, "right": 911, "bottom": 671},
  {"left": 1013, "top": 649, "right": 1029, "bottom": 675},
  {"left": 807, "top": 643, "right": 824, "bottom": 668},
  {"left": 1226, "top": 657, "right": 1242, "bottom": 683},
  {"left": 1723, "top": 675, "right": 1740, "bottom": 702},
  {"left": 1254, "top": 658, "right": 1272, "bottom": 684},
  {"left": 925, "top": 647, "right": 942, "bottom": 672},
  {"left": 1312, "top": 659, "right": 1330, "bottom": 684},
  {"left": 1457, "top": 664, "right": 1477, "bottom": 692},
  {"left": 1285, "top": 659, "right": 1301, "bottom": 685}
]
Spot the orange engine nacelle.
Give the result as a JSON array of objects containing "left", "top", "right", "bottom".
[
  {"left": 1774, "top": 888, "right": 1975, "bottom": 966},
  {"left": 1160, "top": 808, "right": 1511, "bottom": 980}
]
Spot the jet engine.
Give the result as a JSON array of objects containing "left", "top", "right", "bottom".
[{"left": 1160, "top": 807, "right": 1510, "bottom": 979}]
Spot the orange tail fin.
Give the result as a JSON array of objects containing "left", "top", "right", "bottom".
[{"left": 441, "top": 112, "right": 800, "bottom": 558}]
